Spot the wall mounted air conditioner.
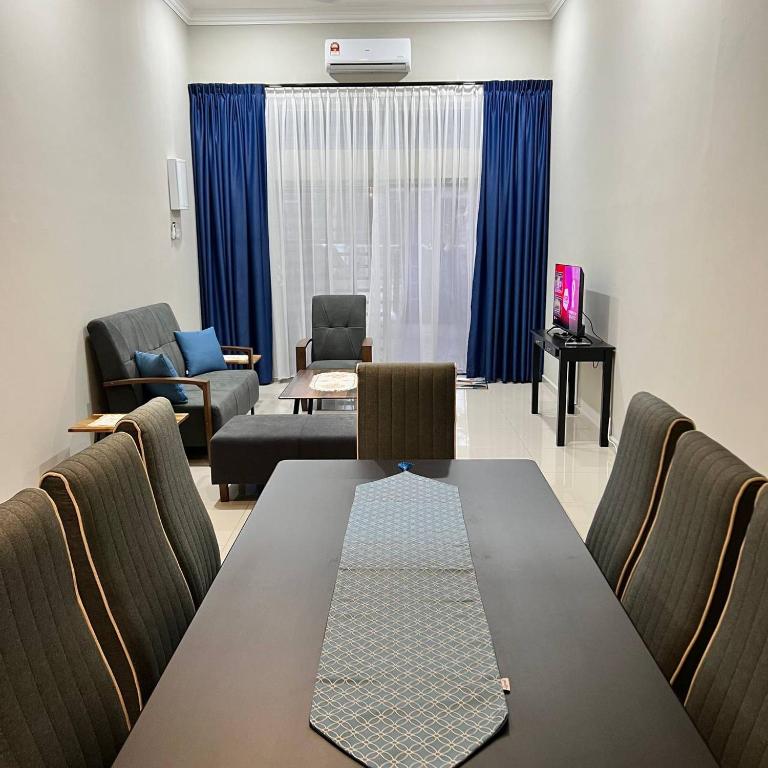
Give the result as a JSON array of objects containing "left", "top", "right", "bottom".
[{"left": 325, "top": 39, "right": 411, "bottom": 75}]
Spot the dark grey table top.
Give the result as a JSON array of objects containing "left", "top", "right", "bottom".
[{"left": 113, "top": 460, "right": 717, "bottom": 768}]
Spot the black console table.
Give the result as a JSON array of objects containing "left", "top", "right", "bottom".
[{"left": 531, "top": 329, "right": 616, "bottom": 447}]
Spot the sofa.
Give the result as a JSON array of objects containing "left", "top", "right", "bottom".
[{"left": 88, "top": 303, "right": 259, "bottom": 451}]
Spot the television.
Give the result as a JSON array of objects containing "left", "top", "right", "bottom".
[{"left": 553, "top": 263, "right": 585, "bottom": 337}]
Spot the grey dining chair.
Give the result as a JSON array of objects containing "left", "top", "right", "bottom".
[
  {"left": 356, "top": 362, "right": 456, "bottom": 460},
  {"left": 116, "top": 397, "right": 221, "bottom": 608},
  {"left": 295, "top": 294, "right": 372, "bottom": 372},
  {"left": 41, "top": 432, "right": 196, "bottom": 724},
  {"left": 586, "top": 391, "right": 694, "bottom": 596},
  {"left": 620, "top": 430, "right": 765, "bottom": 696},
  {"left": 0, "top": 488, "right": 130, "bottom": 766},
  {"left": 685, "top": 485, "right": 768, "bottom": 768}
]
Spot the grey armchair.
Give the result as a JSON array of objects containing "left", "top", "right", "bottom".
[{"left": 295, "top": 294, "right": 372, "bottom": 372}]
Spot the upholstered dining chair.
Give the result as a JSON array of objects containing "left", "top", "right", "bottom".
[
  {"left": 116, "top": 397, "right": 221, "bottom": 608},
  {"left": 295, "top": 294, "right": 372, "bottom": 372},
  {"left": 685, "top": 485, "right": 768, "bottom": 768},
  {"left": 620, "top": 431, "right": 765, "bottom": 696},
  {"left": 0, "top": 488, "right": 130, "bottom": 766},
  {"left": 40, "top": 433, "right": 196, "bottom": 724},
  {"left": 585, "top": 391, "right": 694, "bottom": 596},
  {"left": 356, "top": 362, "right": 456, "bottom": 460}
]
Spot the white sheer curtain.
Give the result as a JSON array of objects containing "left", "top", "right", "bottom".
[{"left": 266, "top": 84, "right": 483, "bottom": 379}]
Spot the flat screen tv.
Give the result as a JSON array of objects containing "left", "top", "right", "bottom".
[{"left": 553, "top": 263, "right": 585, "bottom": 337}]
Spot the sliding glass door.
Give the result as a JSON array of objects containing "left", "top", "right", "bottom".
[{"left": 266, "top": 85, "right": 483, "bottom": 378}]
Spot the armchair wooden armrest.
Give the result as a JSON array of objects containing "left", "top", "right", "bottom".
[
  {"left": 361, "top": 337, "right": 373, "bottom": 363},
  {"left": 104, "top": 377, "right": 213, "bottom": 452},
  {"left": 296, "top": 338, "right": 312, "bottom": 371},
  {"left": 220, "top": 345, "right": 257, "bottom": 367}
]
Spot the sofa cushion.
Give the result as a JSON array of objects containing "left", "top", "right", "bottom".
[
  {"left": 210, "top": 414, "right": 357, "bottom": 485},
  {"left": 134, "top": 351, "right": 188, "bottom": 404},
  {"left": 174, "top": 327, "right": 227, "bottom": 376},
  {"left": 175, "top": 369, "right": 260, "bottom": 448}
]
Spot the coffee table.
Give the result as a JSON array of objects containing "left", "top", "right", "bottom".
[{"left": 279, "top": 369, "right": 357, "bottom": 414}]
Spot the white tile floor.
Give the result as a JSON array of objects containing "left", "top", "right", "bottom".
[{"left": 191, "top": 380, "right": 615, "bottom": 558}]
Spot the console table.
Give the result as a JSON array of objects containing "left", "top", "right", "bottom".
[{"left": 530, "top": 329, "right": 615, "bottom": 447}]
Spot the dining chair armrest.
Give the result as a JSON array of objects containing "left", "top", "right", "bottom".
[
  {"left": 361, "top": 337, "right": 373, "bottom": 363},
  {"left": 296, "top": 338, "right": 312, "bottom": 371},
  {"left": 104, "top": 377, "right": 213, "bottom": 452}
]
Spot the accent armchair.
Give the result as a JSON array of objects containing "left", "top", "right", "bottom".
[{"left": 296, "top": 294, "right": 372, "bottom": 372}]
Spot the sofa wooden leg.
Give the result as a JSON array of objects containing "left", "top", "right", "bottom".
[{"left": 219, "top": 484, "right": 230, "bottom": 503}]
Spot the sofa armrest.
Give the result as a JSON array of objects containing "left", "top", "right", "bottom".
[
  {"left": 104, "top": 377, "right": 213, "bottom": 452},
  {"left": 296, "top": 338, "right": 312, "bottom": 371},
  {"left": 221, "top": 345, "right": 258, "bottom": 368},
  {"left": 361, "top": 337, "right": 373, "bottom": 363}
]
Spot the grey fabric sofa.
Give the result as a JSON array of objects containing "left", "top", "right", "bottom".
[
  {"left": 88, "top": 303, "right": 259, "bottom": 451},
  {"left": 296, "top": 294, "right": 372, "bottom": 372}
]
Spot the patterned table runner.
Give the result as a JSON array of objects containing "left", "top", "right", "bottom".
[{"left": 310, "top": 471, "right": 508, "bottom": 768}]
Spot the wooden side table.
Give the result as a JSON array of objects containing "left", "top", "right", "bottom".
[
  {"left": 69, "top": 413, "right": 188, "bottom": 435},
  {"left": 224, "top": 353, "right": 262, "bottom": 367}
]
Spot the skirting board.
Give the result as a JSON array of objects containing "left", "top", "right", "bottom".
[{"left": 541, "top": 374, "right": 618, "bottom": 451}]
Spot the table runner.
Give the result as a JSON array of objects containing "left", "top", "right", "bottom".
[{"left": 310, "top": 471, "right": 508, "bottom": 768}]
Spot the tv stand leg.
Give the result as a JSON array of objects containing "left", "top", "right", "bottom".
[
  {"left": 600, "top": 350, "right": 614, "bottom": 447},
  {"left": 557, "top": 356, "right": 568, "bottom": 446},
  {"left": 531, "top": 342, "right": 542, "bottom": 414},
  {"left": 567, "top": 360, "right": 577, "bottom": 415}
]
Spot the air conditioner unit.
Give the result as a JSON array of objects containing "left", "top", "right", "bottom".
[{"left": 325, "top": 38, "right": 411, "bottom": 75}]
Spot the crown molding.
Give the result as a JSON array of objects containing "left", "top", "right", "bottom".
[
  {"left": 161, "top": 0, "right": 569, "bottom": 26},
  {"left": 161, "top": 0, "right": 193, "bottom": 24}
]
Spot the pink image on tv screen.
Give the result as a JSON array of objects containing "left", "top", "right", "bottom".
[{"left": 553, "top": 263, "right": 582, "bottom": 333}]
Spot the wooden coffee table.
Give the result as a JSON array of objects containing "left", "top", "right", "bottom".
[{"left": 279, "top": 369, "right": 357, "bottom": 414}]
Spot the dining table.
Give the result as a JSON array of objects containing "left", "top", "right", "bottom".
[{"left": 112, "top": 459, "right": 717, "bottom": 767}]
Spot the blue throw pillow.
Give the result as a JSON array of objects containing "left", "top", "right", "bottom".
[
  {"left": 134, "top": 351, "right": 188, "bottom": 404},
  {"left": 174, "top": 327, "right": 227, "bottom": 376}
]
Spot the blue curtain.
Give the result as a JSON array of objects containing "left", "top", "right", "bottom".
[
  {"left": 188, "top": 83, "right": 273, "bottom": 382},
  {"left": 466, "top": 80, "right": 552, "bottom": 382}
]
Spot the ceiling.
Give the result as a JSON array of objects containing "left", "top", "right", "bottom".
[{"left": 162, "top": 0, "right": 567, "bottom": 24}]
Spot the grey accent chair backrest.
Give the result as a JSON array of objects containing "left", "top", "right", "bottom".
[
  {"left": 586, "top": 392, "right": 694, "bottom": 596},
  {"left": 87, "top": 303, "right": 185, "bottom": 413},
  {"left": 356, "top": 362, "right": 456, "bottom": 460},
  {"left": 620, "top": 431, "right": 765, "bottom": 696},
  {"left": 116, "top": 398, "right": 221, "bottom": 608},
  {"left": 686, "top": 486, "right": 768, "bottom": 768},
  {"left": 312, "top": 294, "right": 367, "bottom": 363},
  {"left": 0, "top": 488, "right": 129, "bottom": 767},
  {"left": 40, "top": 433, "right": 196, "bottom": 724}
]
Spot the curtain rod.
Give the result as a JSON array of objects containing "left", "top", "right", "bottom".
[{"left": 265, "top": 80, "right": 482, "bottom": 89}]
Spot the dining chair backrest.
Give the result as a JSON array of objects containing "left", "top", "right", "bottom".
[
  {"left": 116, "top": 397, "right": 221, "bottom": 608},
  {"left": 40, "top": 432, "right": 196, "bottom": 724},
  {"left": 621, "top": 430, "right": 765, "bottom": 695},
  {"left": 0, "top": 488, "right": 130, "bottom": 767},
  {"left": 356, "top": 362, "right": 456, "bottom": 461},
  {"left": 586, "top": 391, "right": 694, "bottom": 596},
  {"left": 685, "top": 486, "right": 768, "bottom": 768}
]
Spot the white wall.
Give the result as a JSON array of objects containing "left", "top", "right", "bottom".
[
  {"left": 0, "top": 0, "right": 199, "bottom": 499},
  {"left": 549, "top": 0, "right": 768, "bottom": 472},
  {"left": 188, "top": 21, "right": 551, "bottom": 83}
]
